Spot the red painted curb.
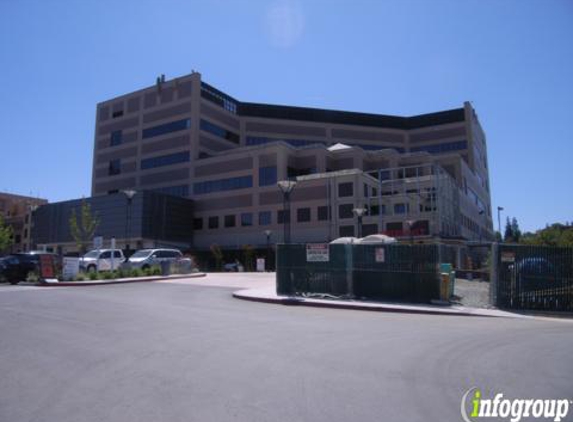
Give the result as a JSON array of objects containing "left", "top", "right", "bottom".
[
  {"left": 37, "top": 273, "right": 207, "bottom": 287},
  {"left": 232, "top": 292, "right": 495, "bottom": 318}
]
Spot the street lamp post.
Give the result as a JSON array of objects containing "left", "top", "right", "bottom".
[
  {"left": 277, "top": 180, "right": 297, "bottom": 244},
  {"left": 264, "top": 229, "right": 272, "bottom": 271},
  {"left": 406, "top": 219, "right": 415, "bottom": 245},
  {"left": 122, "top": 189, "right": 137, "bottom": 255},
  {"left": 497, "top": 206, "right": 504, "bottom": 242},
  {"left": 352, "top": 207, "right": 366, "bottom": 239}
]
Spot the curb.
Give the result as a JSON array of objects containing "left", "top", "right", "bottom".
[
  {"left": 36, "top": 272, "right": 207, "bottom": 287},
  {"left": 232, "top": 290, "right": 515, "bottom": 318}
]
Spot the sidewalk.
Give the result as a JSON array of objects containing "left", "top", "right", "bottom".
[
  {"left": 233, "top": 286, "right": 526, "bottom": 318},
  {"left": 35, "top": 272, "right": 206, "bottom": 287}
]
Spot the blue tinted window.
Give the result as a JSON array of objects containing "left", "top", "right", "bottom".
[
  {"left": 200, "top": 83, "right": 237, "bottom": 114},
  {"left": 259, "top": 166, "right": 277, "bottom": 186},
  {"left": 394, "top": 203, "right": 409, "bottom": 214},
  {"left": 410, "top": 140, "right": 467, "bottom": 154},
  {"left": 151, "top": 185, "right": 189, "bottom": 197},
  {"left": 110, "top": 130, "right": 122, "bottom": 147},
  {"left": 259, "top": 211, "right": 271, "bottom": 226},
  {"left": 108, "top": 159, "right": 121, "bottom": 176},
  {"left": 193, "top": 175, "right": 253, "bottom": 195},
  {"left": 142, "top": 119, "right": 191, "bottom": 139},
  {"left": 141, "top": 151, "right": 190, "bottom": 170},
  {"left": 200, "top": 119, "right": 240, "bottom": 144},
  {"left": 241, "top": 213, "right": 253, "bottom": 227}
]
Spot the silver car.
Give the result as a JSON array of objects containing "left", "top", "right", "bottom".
[
  {"left": 127, "top": 249, "right": 183, "bottom": 270},
  {"left": 80, "top": 249, "right": 125, "bottom": 272}
]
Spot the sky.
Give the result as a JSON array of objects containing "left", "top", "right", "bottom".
[{"left": 0, "top": 0, "right": 571, "bottom": 233}]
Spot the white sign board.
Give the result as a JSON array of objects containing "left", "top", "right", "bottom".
[
  {"left": 93, "top": 236, "right": 103, "bottom": 250},
  {"left": 375, "top": 247, "right": 385, "bottom": 263},
  {"left": 306, "top": 244, "right": 330, "bottom": 262},
  {"left": 62, "top": 257, "right": 80, "bottom": 281},
  {"left": 256, "top": 258, "right": 265, "bottom": 272}
]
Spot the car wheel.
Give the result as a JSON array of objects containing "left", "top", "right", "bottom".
[{"left": 87, "top": 265, "right": 97, "bottom": 273}]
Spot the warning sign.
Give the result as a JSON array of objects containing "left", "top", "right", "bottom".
[
  {"left": 375, "top": 248, "right": 385, "bottom": 263},
  {"left": 306, "top": 244, "right": 329, "bottom": 262},
  {"left": 501, "top": 251, "right": 516, "bottom": 263}
]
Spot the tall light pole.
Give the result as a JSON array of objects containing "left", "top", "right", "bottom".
[
  {"left": 406, "top": 219, "right": 415, "bottom": 245},
  {"left": 277, "top": 180, "right": 297, "bottom": 244},
  {"left": 264, "top": 229, "right": 272, "bottom": 271},
  {"left": 122, "top": 189, "right": 137, "bottom": 255},
  {"left": 352, "top": 207, "right": 366, "bottom": 238},
  {"left": 497, "top": 206, "right": 504, "bottom": 242}
]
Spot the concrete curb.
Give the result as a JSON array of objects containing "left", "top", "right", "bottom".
[
  {"left": 232, "top": 288, "right": 524, "bottom": 319},
  {"left": 36, "top": 272, "right": 207, "bottom": 287}
]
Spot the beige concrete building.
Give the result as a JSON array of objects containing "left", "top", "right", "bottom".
[
  {"left": 92, "top": 71, "right": 493, "bottom": 251},
  {"left": 0, "top": 192, "right": 47, "bottom": 252}
]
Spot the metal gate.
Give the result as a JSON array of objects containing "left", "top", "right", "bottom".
[{"left": 494, "top": 244, "right": 573, "bottom": 311}]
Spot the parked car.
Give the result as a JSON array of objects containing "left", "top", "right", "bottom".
[
  {"left": 224, "top": 260, "right": 244, "bottom": 272},
  {"left": 80, "top": 249, "right": 125, "bottom": 272},
  {"left": 0, "top": 252, "right": 61, "bottom": 284},
  {"left": 509, "top": 257, "right": 556, "bottom": 291},
  {"left": 126, "top": 248, "right": 183, "bottom": 270}
]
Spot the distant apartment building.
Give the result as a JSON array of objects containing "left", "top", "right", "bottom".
[
  {"left": 90, "top": 71, "right": 492, "bottom": 251},
  {"left": 0, "top": 192, "right": 47, "bottom": 252}
]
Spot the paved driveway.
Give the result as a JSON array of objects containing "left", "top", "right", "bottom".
[{"left": 0, "top": 278, "right": 571, "bottom": 422}]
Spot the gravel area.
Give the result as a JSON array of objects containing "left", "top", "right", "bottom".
[{"left": 454, "top": 278, "right": 493, "bottom": 309}]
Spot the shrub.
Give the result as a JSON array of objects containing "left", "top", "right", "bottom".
[
  {"left": 130, "top": 268, "right": 144, "bottom": 278},
  {"left": 75, "top": 273, "right": 86, "bottom": 282},
  {"left": 26, "top": 271, "right": 39, "bottom": 283},
  {"left": 151, "top": 265, "right": 161, "bottom": 276},
  {"left": 103, "top": 271, "right": 114, "bottom": 280},
  {"left": 88, "top": 271, "right": 98, "bottom": 281}
]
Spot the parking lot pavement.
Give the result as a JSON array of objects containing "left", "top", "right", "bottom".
[{"left": 160, "top": 271, "right": 276, "bottom": 289}]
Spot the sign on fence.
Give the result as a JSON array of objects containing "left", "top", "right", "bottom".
[
  {"left": 63, "top": 257, "right": 80, "bottom": 281},
  {"left": 501, "top": 251, "right": 515, "bottom": 263},
  {"left": 306, "top": 244, "right": 329, "bottom": 262},
  {"left": 39, "top": 255, "right": 55, "bottom": 279},
  {"left": 375, "top": 247, "right": 386, "bottom": 263},
  {"left": 256, "top": 258, "right": 265, "bottom": 272}
]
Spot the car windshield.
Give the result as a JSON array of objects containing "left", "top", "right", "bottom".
[
  {"left": 130, "top": 250, "right": 153, "bottom": 258},
  {"left": 83, "top": 251, "right": 100, "bottom": 259}
]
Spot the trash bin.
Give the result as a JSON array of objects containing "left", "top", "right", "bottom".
[{"left": 160, "top": 261, "right": 171, "bottom": 276}]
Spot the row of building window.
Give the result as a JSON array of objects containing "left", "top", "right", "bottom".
[
  {"left": 200, "top": 119, "right": 240, "bottom": 144},
  {"left": 193, "top": 175, "right": 253, "bottom": 195},
  {"left": 141, "top": 151, "right": 190, "bottom": 170},
  {"left": 142, "top": 118, "right": 191, "bottom": 139},
  {"left": 200, "top": 83, "right": 238, "bottom": 114},
  {"left": 151, "top": 185, "right": 189, "bottom": 197},
  {"left": 194, "top": 206, "right": 331, "bottom": 230},
  {"left": 259, "top": 166, "right": 277, "bottom": 187},
  {"left": 246, "top": 136, "right": 327, "bottom": 148},
  {"left": 410, "top": 140, "right": 467, "bottom": 154}
]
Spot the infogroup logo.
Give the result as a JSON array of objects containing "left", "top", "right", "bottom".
[{"left": 461, "top": 387, "right": 571, "bottom": 422}]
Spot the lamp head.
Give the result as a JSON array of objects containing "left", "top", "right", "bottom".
[{"left": 277, "top": 180, "right": 297, "bottom": 194}]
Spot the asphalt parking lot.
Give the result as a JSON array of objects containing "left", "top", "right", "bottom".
[{"left": 1, "top": 274, "right": 572, "bottom": 422}]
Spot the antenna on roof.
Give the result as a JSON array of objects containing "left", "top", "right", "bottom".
[{"left": 161, "top": 74, "right": 165, "bottom": 83}]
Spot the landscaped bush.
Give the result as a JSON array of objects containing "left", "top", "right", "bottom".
[
  {"left": 130, "top": 268, "right": 144, "bottom": 278},
  {"left": 75, "top": 273, "right": 86, "bottom": 281},
  {"left": 102, "top": 271, "right": 114, "bottom": 280},
  {"left": 88, "top": 271, "right": 98, "bottom": 281}
]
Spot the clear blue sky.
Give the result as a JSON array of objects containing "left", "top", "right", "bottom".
[{"left": 0, "top": 0, "right": 571, "bottom": 233}]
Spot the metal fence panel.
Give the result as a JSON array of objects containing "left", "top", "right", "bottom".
[
  {"left": 276, "top": 243, "right": 455, "bottom": 303},
  {"left": 496, "top": 244, "right": 573, "bottom": 311}
]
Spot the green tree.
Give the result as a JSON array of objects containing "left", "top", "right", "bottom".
[
  {"left": 511, "top": 217, "right": 522, "bottom": 243},
  {"left": 504, "top": 217, "right": 514, "bottom": 242},
  {"left": 242, "top": 244, "right": 255, "bottom": 272},
  {"left": 210, "top": 244, "right": 223, "bottom": 271},
  {"left": 69, "top": 200, "right": 99, "bottom": 254},
  {"left": 0, "top": 215, "right": 13, "bottom": 253}
]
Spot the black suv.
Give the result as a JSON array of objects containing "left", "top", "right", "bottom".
[{"left": 0, "top": 252, "right": 60, "bottom": 284}]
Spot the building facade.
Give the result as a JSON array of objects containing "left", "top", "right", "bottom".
[
  {"left": 92, "top": 71, "right": 493, "bottom": 250},
  {"left": 31, "top": 191, "right": 193, "bottom": 255},
  {"left": 0, "top": 192, "right": 47, "bottom": 253}
]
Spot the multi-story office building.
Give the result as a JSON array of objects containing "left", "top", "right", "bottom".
[
  {"left": 92, "top": 71, "right": 493, "bottom": 251},
  {"left": 0, "top": 192, "right": 47, "bottom": 252}
]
